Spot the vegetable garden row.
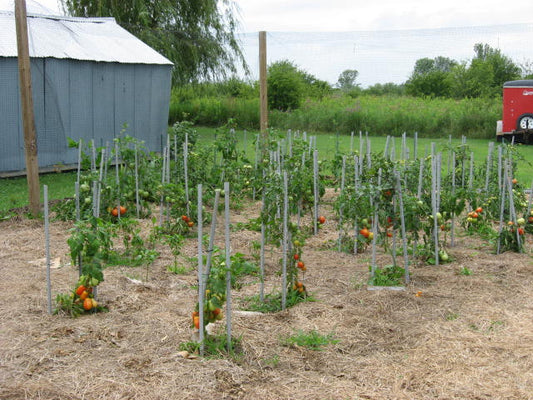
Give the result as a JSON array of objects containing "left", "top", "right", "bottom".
[{"left": 44, "top": 121, "right": 533, "bottom": 356}]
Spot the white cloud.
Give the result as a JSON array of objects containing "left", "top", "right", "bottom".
[
  {"left": 23, "top": 0, "right": 533, "bottom": 32},
  {"left": 236, "top": 0, "right": 533, "bottom": 32}
]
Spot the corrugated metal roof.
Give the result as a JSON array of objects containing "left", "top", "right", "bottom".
[{"left": 0, "top": 5, "right": 172, "bottom": 65}]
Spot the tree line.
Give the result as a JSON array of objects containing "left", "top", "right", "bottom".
[
  {"left": 259, "top": 42, "right": 529, "bottom": 111},
  {"left": 60, "top": 1, "right": 530, "bottom": 112}
]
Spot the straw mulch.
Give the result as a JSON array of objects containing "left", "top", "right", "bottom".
[{"left": 1, "top": 190, "right": 532, "bottom": 400}]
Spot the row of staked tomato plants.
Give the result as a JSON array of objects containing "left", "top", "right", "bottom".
[
  {"left": 53, "top": 120, "right": 328, "bottom": 321},
  {"left": 53, "top": 120, "right": 532, "bottom": 319},
  {"left": 331, "top": 139, "right": 532, "bottom": 285}
]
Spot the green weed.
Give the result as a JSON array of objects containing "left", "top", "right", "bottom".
[{"left": 281, "top": 330, "right": 339, "bottom": 350}]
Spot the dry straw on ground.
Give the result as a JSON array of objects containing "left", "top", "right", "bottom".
[{"left": 1, "top": 190, "right": 532, "bottom": 400}]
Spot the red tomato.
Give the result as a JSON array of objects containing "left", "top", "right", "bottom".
[
  {"left": 75, "top": 285, "right": 86, "bottom": 296},
  {"left": 318, "top": 216, "right": 326, "bottom": 224},
  {"left": 83, "top": 298, "right": 93, "bottom": 311},
  {"left": 111, "top": 206, "right": 127, "bottom": 216}
]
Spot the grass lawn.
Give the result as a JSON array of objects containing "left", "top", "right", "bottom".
[
  {"left": 1, "top": 127, "right": 532, "bottom": 214},
  {"left": 0, "top": 171, "right": 77, "bottom": 215}
]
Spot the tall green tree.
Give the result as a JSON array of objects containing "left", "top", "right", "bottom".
[
  {"left": 449, "top": 43, "right": 520, "bottom": 98},
  {"left": 336, "top": 69, "right": 359, "bottom": 92},
  {"left": 60, "top": 0, "right": 247, "bottom": 84},
  {"left": 472, "top": 43, "right": 521, "bottom": 87},
  {"left": 412, "top": 56, "right": 456, "bottom": 75},
  {"left": 406, "top": 56, "right": 456, "bottom": 98}
]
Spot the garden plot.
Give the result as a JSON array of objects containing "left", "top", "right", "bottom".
[{"left": 1, "top": 192, "right": 532, "bottom": 399}]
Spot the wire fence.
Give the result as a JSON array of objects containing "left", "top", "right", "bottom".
[{"left": 238, "top": 23, "right": 533, "bottom": 86}]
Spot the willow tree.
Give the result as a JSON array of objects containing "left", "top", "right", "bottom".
[{"left": 61, "top": 0, "right": 247, "bottom": 84}]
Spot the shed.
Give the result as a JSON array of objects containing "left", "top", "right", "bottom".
[{"left": 0, "top": 2, "right": 173, "bottom": 174}]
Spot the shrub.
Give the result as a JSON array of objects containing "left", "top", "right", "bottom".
[{"left": 267, "top": 60, "right": 305, "bottom": 111}]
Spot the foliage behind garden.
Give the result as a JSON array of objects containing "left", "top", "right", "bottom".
[
  {"left": 170, "top": 90, "right": 501, "bottom": 139},
  {"left": 169, "top": 43, "right": 532, "bottom": 139}
]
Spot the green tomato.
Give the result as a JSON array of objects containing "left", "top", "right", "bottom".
[
  {"left": 80, "top": 183, "right": 90, "bottom": 192},
  {"left": 84, "top": 197, "right": 92, "bottom": 205}
]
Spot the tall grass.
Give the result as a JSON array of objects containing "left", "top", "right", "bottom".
[
  {"left": 168, "top": 83, "right": 259, "bottom": 129},
  {"left": 170, "top": 92, "right": 501, "bottom": 139},
  {"left": 169, "top": 96, "right": 260, "bottom": 129},
  {"left": 270, "top": 95, "right": 500, "bottom": 139}
]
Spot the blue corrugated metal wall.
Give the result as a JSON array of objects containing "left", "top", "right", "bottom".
[{"left": 0, "top": 57, "right": 171, "bottom": 173}]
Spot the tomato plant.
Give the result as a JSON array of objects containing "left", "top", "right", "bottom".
[{"left": 54, "top": 274, "right": 105, "bottom": 317}]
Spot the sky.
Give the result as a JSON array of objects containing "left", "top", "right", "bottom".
[
  {"left": 7, "top": 0, "right": 533, "bottom": 86},
  {"left": 234, "top": 0, "right": 533, "bottom": 32},
  {"left": 20, "top": 0, "right": 533, "bottom": 32}
]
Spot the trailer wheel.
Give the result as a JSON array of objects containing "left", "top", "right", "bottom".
[{"left": 517, "top": 113, "right": 533, "bottom": 130}]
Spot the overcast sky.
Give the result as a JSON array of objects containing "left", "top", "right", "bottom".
[
  {"left": 8, "top": 0, "right": 533, "bottom": 85},
  {"left": 234, "top": 0, "right": 533, "bottom": 32},
  {"left": 19, "top": 0, "right": 533, "bottom": 32}
]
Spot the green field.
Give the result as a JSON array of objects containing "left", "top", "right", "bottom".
[{"left": 1, "top": 128, "right": 532, "bottom": 214}]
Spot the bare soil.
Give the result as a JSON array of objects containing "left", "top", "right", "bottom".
[{"left": 1, "top": 190, "right": 532, "bottom": 400}]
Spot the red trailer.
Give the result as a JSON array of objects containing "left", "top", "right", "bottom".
[{"left": 496, "top": 80, "right": 533, "bottom": 143}]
